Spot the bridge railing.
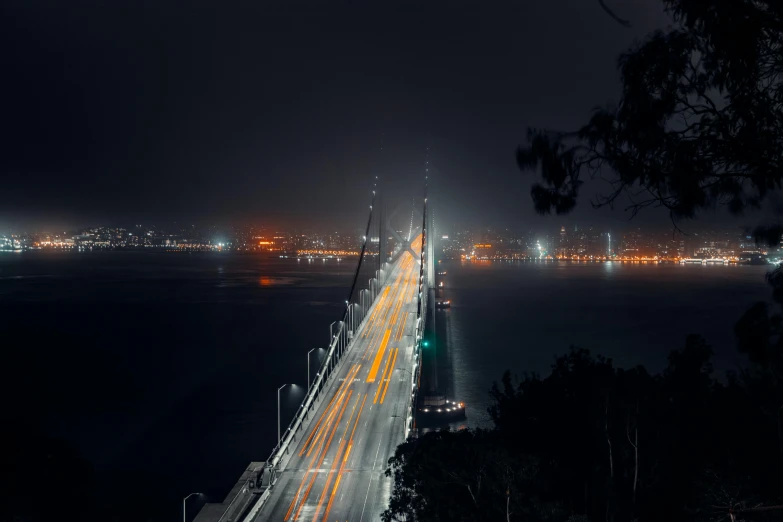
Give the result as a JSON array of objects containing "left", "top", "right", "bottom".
[
  {"left": 263, "top": 256, "right": 397, "bottom": 468},
  {"left": 405, "top": 194, "right": 428, "bottom": 439},
  {"left": 217, "top": 256, "right": 397, "bottom": 522}
]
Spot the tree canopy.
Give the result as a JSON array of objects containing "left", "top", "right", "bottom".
[
  {"left": 383, "top": 339, "right": 782, "bottom": 522},
  {"left": 518, "top": 0, "right": 783, "bottom": 222},
  {"left": 384, "top": 259, "right": 783, "bottom": 520}
]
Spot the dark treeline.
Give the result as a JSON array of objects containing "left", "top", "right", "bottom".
[{"left": 383, "top": 271, "right": 783, "bottom": 522}]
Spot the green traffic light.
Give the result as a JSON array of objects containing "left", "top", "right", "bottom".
[{"left": 422, "top": 340, "right": 430, "bottom": 347}]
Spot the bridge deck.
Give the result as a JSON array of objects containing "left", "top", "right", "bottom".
[{"left": 254, "top": 241, "right": 421, "bottom": 522}]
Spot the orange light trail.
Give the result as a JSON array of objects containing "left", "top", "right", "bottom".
[
  {"left": 311, "top": 391, "right": 364, "bottom": 522},
  {"left": 380, "top": 347, "right": 399, "bottom": 404},
  {"left": 287, "top": 388, "right": 353, "bottom": 522},
  {"left": 322, "top": 393, "right": 368, "bottom": 522},
  {"left": 395, "top": 312, "right": 407, "bottom": 341},
  {"left": 375, "top": 347, "right": 398, "bottom": 404},
  {"left": 304, "top": 365, "right": 361, "bottom": 458},
  {"left": 299, "top": 363, "right": 361, "bottom": 457},
  {"left": 366, "top": 329, "right": 391, "bottom": 383},
  {"left": 374, "top": 346, "right": 394, "bottom": 404},
  {"left": 285, "top": 237, "right": 422, "bottom": 521}
]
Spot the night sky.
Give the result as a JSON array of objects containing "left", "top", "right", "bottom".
[{"left": 1, "top": 0, "right": 708, "bottom": 233}]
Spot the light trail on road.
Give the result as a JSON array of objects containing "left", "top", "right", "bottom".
[{"left": 256, "top": 235, "right": 423, "bottom": 522}]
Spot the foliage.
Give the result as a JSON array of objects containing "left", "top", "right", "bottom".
[
  {"left": 382, "top": 429, "right": 563, "bottom": 522},
  {"left": 383, "top": 337, "right": 782, "bottom": 522},
  {"left": 517, "top": 0, "right": 783, "bottom": 222},
  {"left": 735, "top": 263, "right": 783, "bottom": 456}
]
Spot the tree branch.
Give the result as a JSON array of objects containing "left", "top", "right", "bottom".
[{"left": 598, "top": 0, "right": 631, "bottom": 27}]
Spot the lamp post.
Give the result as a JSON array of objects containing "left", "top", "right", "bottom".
[
  {"left": 339, "top": 319, "right": 345, "bottom": 356},
  {"left": 277, "top": 384, "right": 290, "bottom": 445},
  {"left": 183, "top": 492, "right": 202, "bottom": 522},
  {"left": 307, "top": 349, "right": 321, "bottom": 392},
  {"left": 345, "top": 300, "right": 351, "bottom": 338}
]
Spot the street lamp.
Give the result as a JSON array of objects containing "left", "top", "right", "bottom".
[
  {"left": 307, "top": 348, "right": 323, "bottom": 392},
  {"left": 345, "top": 300, "right": 352, "bottom": 340},
  {"left": 278, "top": 383, "right": 290, "bottom": 445},
  {"left": 351, "top": 303, "right": 359, "bottom": 333},
  {"left": 183, "top": 492, "right": 202, "bottom": 522}
]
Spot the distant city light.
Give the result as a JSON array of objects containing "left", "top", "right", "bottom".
[{"left": 2, "top": 223, "right": 772, "bottom": 264}]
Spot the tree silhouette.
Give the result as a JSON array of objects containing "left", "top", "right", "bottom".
[
  {"left": 382, "top": 429, "right": 563, "bottom": 522},
  {"left": 518, "top": 0, "right": 783, "bottom": 224},
  {"left": 735, "top": 263, "right": 783, "bottom": 457},
  {"left": 383, "top": 341, "right": 782, "bottom": 521}
]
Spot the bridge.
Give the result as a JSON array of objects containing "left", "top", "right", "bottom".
[{"left": 195, "top": 188, "right": 435, "bottom": 522}]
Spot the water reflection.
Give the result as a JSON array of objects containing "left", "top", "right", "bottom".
[{"left": 440, "top": 259, "right": 771, "bottom": 430}]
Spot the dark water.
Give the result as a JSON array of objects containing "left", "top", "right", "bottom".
[
  {"left": 1, "top": 252, "right": 355, "bottom": 520},
  {"left": 436, "top": 259, "right": 772, "bottom": 428},
  {"left": 1, "top": 253, "right": 773, "bottom": 520}
]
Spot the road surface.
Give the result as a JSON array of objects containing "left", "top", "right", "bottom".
[{"left": 253, "top": 237, "right": 422, "bottom": 522}]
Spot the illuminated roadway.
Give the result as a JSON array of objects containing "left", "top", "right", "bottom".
[{"left": 253, "top": 235, "right": 423, "bottom": 522}]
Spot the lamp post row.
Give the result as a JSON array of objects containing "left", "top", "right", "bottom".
[{"left": 184, "top": 213, "right": 387, "bottom": 522}]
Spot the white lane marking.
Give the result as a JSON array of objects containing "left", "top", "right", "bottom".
[
  {"left": 361, "top": 438, "right": 384, "bottom": 521},
  {"left": 372, "top": 438, "right": 382, "bottom": 471},
  {"left": 359, "top": 474, "right": 373, "bottom": 522}
]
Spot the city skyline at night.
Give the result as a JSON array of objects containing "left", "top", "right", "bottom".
[{"left": 3, "top": 219, "right": 778, "bottom": 262}]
